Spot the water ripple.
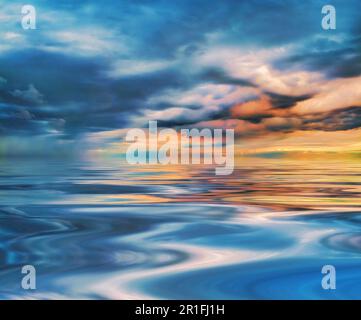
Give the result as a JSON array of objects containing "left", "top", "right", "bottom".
[{"left": 0, "top": 157, "right": 360, "bottom": 299}]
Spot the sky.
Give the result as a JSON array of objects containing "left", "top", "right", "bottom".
[{"left": 0, "top": 0, "right": 360, "bottom": 156}]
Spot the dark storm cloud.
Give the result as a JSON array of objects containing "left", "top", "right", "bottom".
[
  {"left": 200, "top": 68, "right": 256, "bottom": 88},
  {"left": 275, "top": 41, "right": 361, "bottom": 79},
  {"left": 0, "top": 103, "right": 50, "bottom": 135},
  {"left": 266, "top": 92, "right": 313, "bottom": 109},
  {"left": 302, "top": 107, "right": 361, "bottom": 131},
  {"left": 0, "top": 48, "right": 256, "bottom": 136},
  {"left": 0, "top": 50, "right": 194, "bottom": 135},
  {"left": 264, "top": 106, "right": 361, "bottom": 134}
]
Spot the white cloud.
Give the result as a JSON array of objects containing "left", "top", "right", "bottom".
[
  {"left": 107, "top": 59, "right": 175, "bottom": 78},
  {"left": 41, "top": 28, "right": 130, "bottom": 57},
  {"left": 149, "top": 83, "right": 258, "bottom": 110},
  {"left": 130, "top": 107, "right": 208, "bottom": 128},
  {"left": 293, "top": 76, "right": 361, "bottom": 114},
  {"left": 194, "top": 46, "right": 324, "bottom": 96},
  {"left": 138, "top": 83, "right": 259, "bottom": 126}
]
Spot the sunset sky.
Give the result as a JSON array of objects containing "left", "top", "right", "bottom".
[{"left": 0, "top": 0, "right": 360, "bottom": 156}]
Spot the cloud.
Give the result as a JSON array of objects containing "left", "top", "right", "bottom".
[
  {"left": 230, "top": 95, "right": 274, "bottom": 121},
  {"left": 193, "top": 118, "right": 264, "bottom": 137},
  {"left": 0, "top": 0, "right": 360, "bottom": 149},
  {"left": 42, "top": 28, "right": 130, "bottom": 58},
  {"left": 275, "top": 33, "right": 361, "bottom": 79},
  {"left": 262, "top": 116, "right": 302, "bottom": 131},
  {"left": 293, "top": 76, "right": 361, "bottom": 114},
  {"left": 149, "top": 83, "right": 258, "bottom": 109},
  {"left": 136, "top": 107, "right": 211, "bottom": 127},
  {"left": 11, "top": 84, "right": 44, "bottom": 105},
  {"left": 194, "top": 46, "right": 324, "bottom": 96},
  {"left": 302, "top": 107, "right": 361, "bottom": 131},
  {"left": 0, "top": 77, "right": 7, "bottom": 87},
  {"left": 107, "top": 59, "right": 176, "bottom": 78},
  {"left": 189, "top": 86, "right": 361, "bottom": 138},
  {"left": 134, "top": 83, "right": 259, "bottom": 127}
]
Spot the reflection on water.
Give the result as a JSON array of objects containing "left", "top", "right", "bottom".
[{"left": 0, "top": 153, "right": 360, "bottom": 299}]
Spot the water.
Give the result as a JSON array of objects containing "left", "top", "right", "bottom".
[{"left": 0, "top": 154, "right": 360, "bottom": 299}]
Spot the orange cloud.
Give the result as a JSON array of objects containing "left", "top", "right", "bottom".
[
  {"left": 230, "top": 95, "right": 273, "bottom": 118},
  {"left": 230, "top": 95, "right": 293, "bottom": 121}
]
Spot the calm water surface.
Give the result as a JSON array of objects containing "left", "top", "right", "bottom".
[{"left": 0, "top": 154, "right": 360, "bottom": 299}]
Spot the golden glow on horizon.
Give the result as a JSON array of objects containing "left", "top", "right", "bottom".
[{"left": 87, "top": 127, "right": 361, "bottom": 157}]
